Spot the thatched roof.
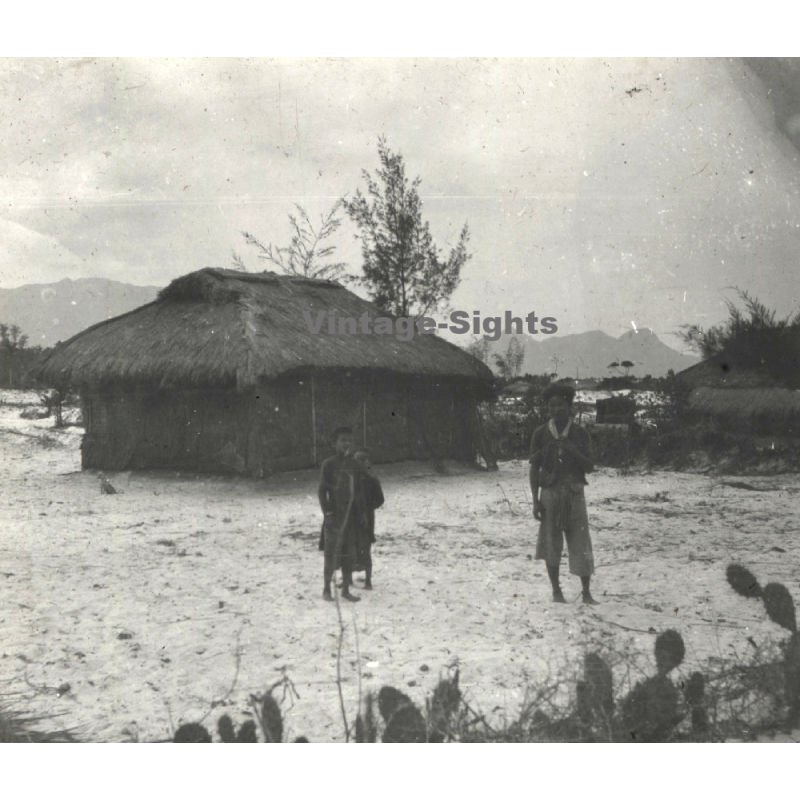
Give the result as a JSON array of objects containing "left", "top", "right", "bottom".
[
  {"left": 31, "top": 268, "right": 494, "bottom": 390},
  {"left": 676, "top": 356, "right": 778, "bottom": 390},
  {"left": 688, "top": 387, "right": 800, "bottom": 420},
  {"left": 501, "top": 379, "right": 531, "bottom": 396}
]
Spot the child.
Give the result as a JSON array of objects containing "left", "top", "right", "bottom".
[
  {"left": 318, "top": 426, "right": 365, "bottom": 603},
  {"left": 528, "top": 383, "right": 598, "bottom": 605},
  {"left": 353, "top": 448, "right": 384, "bottom": 590}
]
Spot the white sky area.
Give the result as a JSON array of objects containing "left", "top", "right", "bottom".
[{"left": 1, "top": 56, "right": 799, "bottom": 351}]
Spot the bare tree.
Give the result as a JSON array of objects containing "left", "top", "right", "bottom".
[
  {"left": 678, "top": 289, "right": 800, "bottom": 388},
  {"left": 464, "top": 337, "right": 489, "bottom": 364},
  {"left": 241, "top": 201, "right": 347, "bottom": 282},
  {"left": 507, "top": 338, "right": 525, "bottom": 379},
  {"left": 549, "top": 354, "right": 564, "bottom": 376}
]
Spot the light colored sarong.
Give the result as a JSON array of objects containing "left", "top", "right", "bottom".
[{"left": 536, "top": 483, "right": 594, "bottom": 576}]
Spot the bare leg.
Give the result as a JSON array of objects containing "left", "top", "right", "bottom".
[
  {"left": 364, "top": 545, "right": 373, "bottom": 590},
  {"left": 341, "top": 570, "right": 360, "bottom": 602},
  {"left": 547, "top": 564, "right": 565, "bottom": 603},
  {"left": 323, "top": 561, "right": 334, "bottom": 601},
  {"left": 581, "top": 575, "right": 598, "bottom": 605}
]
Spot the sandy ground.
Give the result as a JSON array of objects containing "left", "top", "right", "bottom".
[{"left": 1, "top": 396, "right": 800, "bottom": 742}]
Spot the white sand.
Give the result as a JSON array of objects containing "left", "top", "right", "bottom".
[{"left": 1, "top": 398, "right": 799, "bottom": 742}]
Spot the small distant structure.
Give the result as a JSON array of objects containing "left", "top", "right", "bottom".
[
  {"left": 499, "top": 379, "right": 531, "bottom": 403},
  {"left": 595, "top": 395, "right": 636, "bottom": 427}
]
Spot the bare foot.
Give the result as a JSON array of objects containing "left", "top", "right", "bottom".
[
  {"left": 342, "top": 591, "right": 361, "bottom": 603},
  {"left": 553, "top": 590, "right": 566, "bottom": 603},
  {"left": 323, "top": 589, "right": 333, "bottom": 602},
  {"left": 363, "top": 582, "right": 373, "bottom": 590},
  {"left": 582, "top": 593, "right": 599, "bottom": 605}
]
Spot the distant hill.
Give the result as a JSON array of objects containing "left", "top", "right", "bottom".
[
  {"left": 478, "top": 328, "right": 698, "bottom": 379},
  {"left": 0, "top": 278, "right": 161, "bottom": 346}
]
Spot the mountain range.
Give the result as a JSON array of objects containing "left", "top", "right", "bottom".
[
  {"left": 479, "top": 329, "right": 698, "bottom": 379},
  {"left": 0, "top": 277, "right": 699, "bottom": 378},
  {"left": 0, "top": 278, "right": 161, "bottom": 346}
]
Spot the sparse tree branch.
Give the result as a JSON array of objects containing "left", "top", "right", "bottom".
[
  {"left": 240, "top": 199, "right": 348, "bottom": 282},
  {"left": 342, "top": 136, "right": 471, "bottom": 319}
]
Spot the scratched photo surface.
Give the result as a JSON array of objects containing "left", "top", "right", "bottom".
[{"left": 1, "top": 57, "right": 799, "bottom": 743}]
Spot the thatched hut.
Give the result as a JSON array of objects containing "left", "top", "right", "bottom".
[
  {"left": 685, "top": 387, "right": 800, "bottom": 436},
  {"left": 31, "top": 268, "right": 495, "bottom": 474},
  {"left": 677, "top": 353, "right": 800, "bottom": 435}
]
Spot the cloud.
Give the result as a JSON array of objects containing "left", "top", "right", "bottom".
[
  {"left": 741, "top": 57, "right": 800, "bottom": 151},
  {"left": 1, "top": 57, "right": 799, "bottom": 340},
  {"left": 0, "top": 219, "right": 95, "bottom": 287}
]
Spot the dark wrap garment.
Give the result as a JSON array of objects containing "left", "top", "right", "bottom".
[{"left": 318, "top": 454, "right": 367, "bottom": 573}]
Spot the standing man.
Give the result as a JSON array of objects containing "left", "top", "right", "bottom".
[
  {"left": 319, "top": 426, "right": 365, "bottom": 603},
  {"left": 529, "top": 384, "right": 598, "bottom": 604}
]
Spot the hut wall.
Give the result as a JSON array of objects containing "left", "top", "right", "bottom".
[
  {"left": 82, "top": 392, "right": 143, "bottom": 470},
  {"left": 312, "top": 375, "right": 476, "bottom": 465},
  {"left": 81, "top": 374, "right": 482, "bottom": 474},
  {"left": 361, "top": 379, "right": 411, "bottom": 462},
  {"left": 249, "top": 378, "right": 314, "bottom": 474},
  {"left": 82, "top": 388, "right": 253, "bottom": 473},
  {"left": 313, "top": 376, "right": 371, "bottom": 458},
  {"left": 407, "top": 379, "right": 468, "bottom": 461}
]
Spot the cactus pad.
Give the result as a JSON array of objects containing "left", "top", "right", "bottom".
[
  {"left": 726, "top": 564, "right": 762, "bottom": 598},
  {"left": 260, "top": 693, "right": 283, "bottom": 742},
  {"left": 173, "top": 722, "right": 212, "bottom": 742},
  {"left": 654, "top": 629, "right": 685, "bottom": 674},
  {"left": 761, "top": 583, "right": 797, "bottom": 632},
  {"left": 683, "top": 672, "right": 705, "bottom": 706},
  {"left": 382, "top": 704, "right": 427, "bottom": 743},
  {"left": 217, "top": 714, "right": 236, "bottom": 743},
  {"left": 236, "top": 719, "right": 258, "bottom": 742}
]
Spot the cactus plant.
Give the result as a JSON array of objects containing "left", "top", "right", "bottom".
[
  {"left": 616, "top": 629, "right": 686, "bottom": 742},
  {"left": 726, "top": 564, "right": 800, "bottom": 726},
  {"left": 378, "top": 686, "right": 426, "bottom": 743}
]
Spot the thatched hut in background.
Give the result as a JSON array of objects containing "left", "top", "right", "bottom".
[
  {"left": 677, "top": 352, "right": 800, "bottom": 436},
  {"left": 687, "top": 387, "right": 800, "bottom": 436},
  {"left": 31, "top": 268, "right": 494, "bottom": 475}
]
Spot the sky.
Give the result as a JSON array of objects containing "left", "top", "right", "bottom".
[{"left": 2, "top": 56, "right": 800, "bottom": 351}]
